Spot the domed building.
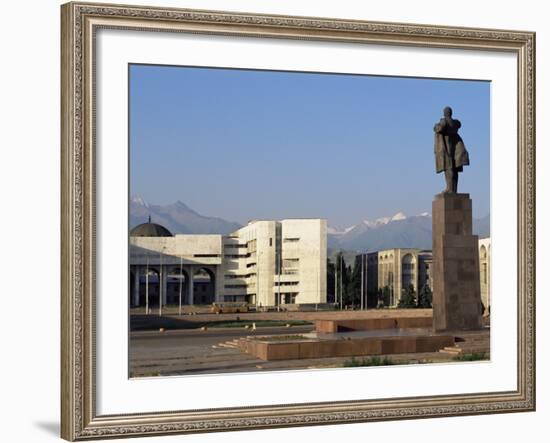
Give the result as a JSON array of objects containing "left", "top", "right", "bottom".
[
  {"left": 129, "top": 218, "right": 327, "bottom": 311},
  {"left": 129, "top": 216, "right": 220, "bottom": 311},
  {"left": 130, "top": 216, "right": 173, "bottom": 237}
]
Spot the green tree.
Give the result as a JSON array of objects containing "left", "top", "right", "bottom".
[
  {"left": 398, "top": 284, "right": 417, "bottom": 308},
  {"left": 333, "top": 252, "right": 352, "bottom": 308},
  {"left": 418, "top": 284, "right": 433, "bottom": 308},
  {"left": 377, "top": 285, "right": 391, "bottom": 307},
  {"left": 327, "top": 258, "right": 336, "bottom": 304},
  {"left": 347, "top": 258, "right": 363, "bottom": 307},
  {"left": 376, "top": 288, "right": 383, "bottom": 307},
  {"left": 342, "top": 263, "right": 353, "bottom": 307}
]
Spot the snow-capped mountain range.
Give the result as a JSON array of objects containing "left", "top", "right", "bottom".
[
  {"left": 328, "top": 211, "right": 489, "bottom": 251},
  {"left": 130, "top": 196, "right": 489, "bottom": 251},
  {"left": 328, "top": 211, "right": 413, "bottom": 235}
]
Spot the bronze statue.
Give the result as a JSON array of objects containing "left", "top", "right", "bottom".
[{"left": 434, "top": 106, "right": 470, "bottom": 193}]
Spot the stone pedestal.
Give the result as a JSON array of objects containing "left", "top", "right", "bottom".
[{"left": 432, "top": 193, "right": 482, "bottom": 331}]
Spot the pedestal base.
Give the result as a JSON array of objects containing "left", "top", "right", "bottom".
[{"left": 432, "top": 193, "right": 482, "bottom": 331}]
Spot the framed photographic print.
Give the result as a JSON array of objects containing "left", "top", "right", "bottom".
[{"left": 61, "top": 1, "right": 536, "bottom": 440}]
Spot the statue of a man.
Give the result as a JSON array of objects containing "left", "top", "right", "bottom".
[{"left": 434, "top": 106, "right": 470, "bottom": 193}]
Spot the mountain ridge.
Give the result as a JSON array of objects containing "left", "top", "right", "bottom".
[
  {"left": 130, "top": 197, "right": 490, "bottom": 251},
  {"left": 130, "top": 196, "right": 242, "bottom": 235},
  {"left": 328, "top": 211, "right": 490, "bottom": 252}
]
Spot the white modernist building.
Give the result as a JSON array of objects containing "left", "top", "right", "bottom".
[{"left": 129, "top": 218, "right": 327, "bottom": 308}]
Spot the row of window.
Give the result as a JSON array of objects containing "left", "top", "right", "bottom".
[
  {"left": 225, "top": 251, "right": 258, "bottom": 259},
  {"left": 283, "top": 258, "right": 299, "bottom": 267},
  {"left": 281, "top": 293, "right": 298, "bottom": 304},
  {"left": 224, "top": 273, "right": 256, "bottom": 279},
  {"left": 274, "top": 281, "right": 299, "bottom": 287},
  {"left": 162, "top": 243, "right": 302, "bottom": 262}
]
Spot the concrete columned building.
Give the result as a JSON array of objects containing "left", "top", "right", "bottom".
[
  {"left": 363, "top": 241, "right": 490, "bottom": 311},
  {"left": 129, "top": 218, "right": 327, "bottom": 308},
  {"left": 478, "top": 237, "right": 491, "bottom": 313},
  {"left": 364, "top": 248, "right": 432, "bottom": 307}
]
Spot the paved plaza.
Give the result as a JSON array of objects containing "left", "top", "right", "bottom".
[{"left": 129, "top": 310, "right": 489, "bottom": 377}]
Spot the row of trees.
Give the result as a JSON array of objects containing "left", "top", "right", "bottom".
[
  {"left": 327, "top": 253, "right": 366, "bottom": 307},
  {"left": 327, "top": 254, "right": 432, "bottom": 309},
  {"left": 397, "top": 284, "right": 433, "bottom": 309}
]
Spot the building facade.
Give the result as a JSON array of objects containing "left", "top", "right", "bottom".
[
  {"left": 364, "top": 248, "right": 433, "bottom": 307},
  {"left": 478, "top": 237, "right": 491, "bottom": 313},
  {"left": 129, "top": 218, "right": 327, "bottom": 308},
  {"left": 362, "top": 240, "right": 490, "bottom": 311}
]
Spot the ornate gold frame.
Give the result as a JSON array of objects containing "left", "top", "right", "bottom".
[{"left": 61, "top": 2, "right": 536, "bottom": 440}]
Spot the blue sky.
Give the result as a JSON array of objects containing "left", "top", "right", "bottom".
[{"left": 130, "top": 64, "right": 490, "bottom": 227}]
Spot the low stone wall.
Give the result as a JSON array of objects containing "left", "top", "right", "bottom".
[
  {"left": 315, "top": 316, "right": 433, "bottom": 333},
  {"left": 281, "top": 303, "right": 336, "bottom": 312},
  {"left": 241, "top": 334, "right": 454, "bottom": 361}
]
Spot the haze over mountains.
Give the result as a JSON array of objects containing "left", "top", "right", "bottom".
[
  {"left": 130, "top": 196, "right": 490, "bottom": 251},
  {"left": 328, "top": 212, "right": 490, "bottom": 251},
  {"left": 130, "top": 196, "right": 241, "bottom": 235}
]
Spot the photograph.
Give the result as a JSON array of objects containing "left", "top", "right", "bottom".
[
  {"left": 128, "top": 64, "right": 491, "bottom": 377},
  {"left": 59, "top": 3, "right": 535, "bottom": 439},
  {"left": 3, "top": 0, "right": 546, "bottom": 441}
]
